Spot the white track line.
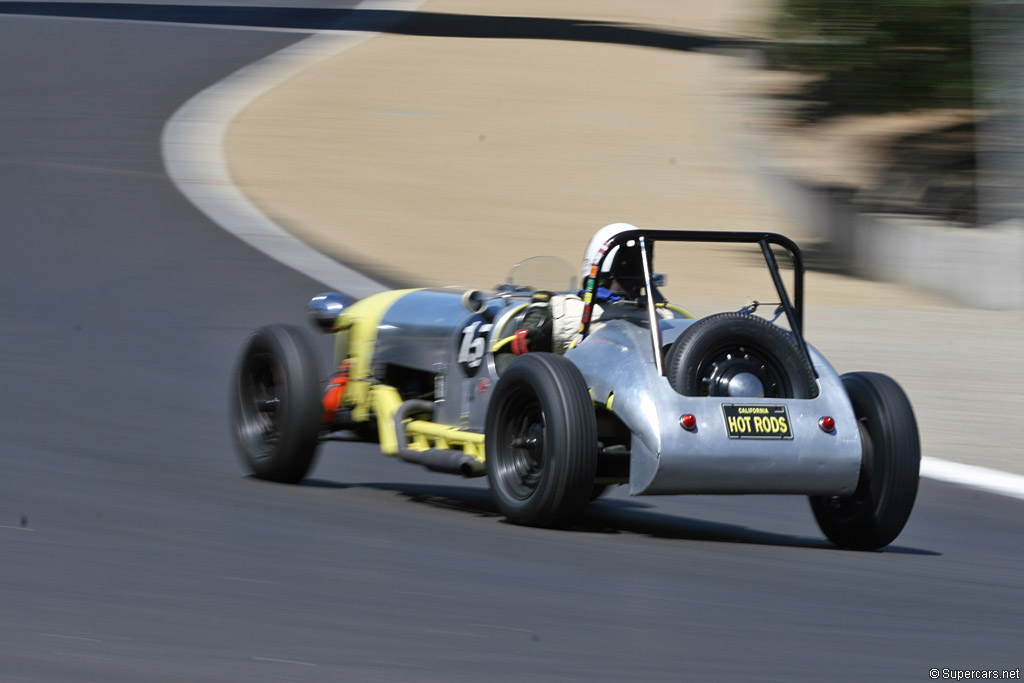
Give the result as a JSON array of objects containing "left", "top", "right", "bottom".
[
  {"left": 921, "top": 457, "right": 1024, "bottom": 501},
  {"left": 160, "top": 2, "right": 1024, "bottom": 503},
  {"left": 162, "top": 0, "right": 427, "bottom": 300}
]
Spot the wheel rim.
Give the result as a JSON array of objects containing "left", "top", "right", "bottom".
[
  {"left": 493, "top": 385, "right": 546, "bottom": 501},
  {"left": 238, "top": 351, "right": 284, "bottom": 457},
  {"left": 695, "top": 341, "right": 791, "bottom": 398}
]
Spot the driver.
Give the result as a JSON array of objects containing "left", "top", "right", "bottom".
[
  {"left": 549, "top": 223, "right": 669, "bottom": 352},
  {"left": 582, "top": 221, "right": 667, "bottom": 302}
]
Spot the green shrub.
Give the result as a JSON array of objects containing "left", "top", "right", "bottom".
[{"left": 771, "top": 0, "right": 974, "bottom": 120}]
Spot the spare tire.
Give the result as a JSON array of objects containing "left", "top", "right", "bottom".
[{"left": 664, "top": 312, "right": 817, "bottom": 399}]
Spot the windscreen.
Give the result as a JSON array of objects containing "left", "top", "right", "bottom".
[{"left": 504, "top": 255, "right": 578, "bottom": 293}]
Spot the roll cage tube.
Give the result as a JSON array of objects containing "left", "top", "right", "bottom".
[
  {"left": 578, "top": 229, "right": 814, "bottom": 378},
  {"left": 638, "top": 235, "right": 663, "bottom": 376}
]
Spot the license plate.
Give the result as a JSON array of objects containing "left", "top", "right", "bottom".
[{"left": 722, "top": 404, "right": 793, "bottom": 439}]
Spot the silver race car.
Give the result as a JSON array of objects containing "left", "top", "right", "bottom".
[{"left": 231, "top": 224, "right": 920, "bottom": 550}]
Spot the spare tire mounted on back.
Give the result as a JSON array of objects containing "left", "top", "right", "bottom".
[{"left": 664, "top": 312, "right": 818, "bottom": 399}]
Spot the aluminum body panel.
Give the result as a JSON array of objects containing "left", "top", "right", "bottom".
[
  {"left": 372, "top": 289, "right": 525, "bottom": 428},
  {"left": 565, "top": 319, "right": 862, "bottom": 496},
  {"left": 374, "top": 289, "right": 469, "bottom": 373},
  {"left": 464, "top": 302, "right": 527, "bottom": 430}
]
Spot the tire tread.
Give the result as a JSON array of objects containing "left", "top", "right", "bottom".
[
  {"left": 810, "top": 371, "right": 920, "bottom": 550},
  {"left": 232, "top": 324, "right": 323, "bottom": 484},
  {"left": 485, "top": 353, "right": 598, "bottom": 528}
]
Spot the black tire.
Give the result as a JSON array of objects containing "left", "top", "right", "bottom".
[
  {"left": 665, "top": 312, "right": 817, "bottom": 399},
  {"left": 485, "top": 353, "right": 598, "bottom": 528},
  {"left": 231, "top": 324, "right": 323, "bottom": 483},
  {"left": 810, "top": 372, "right": 920, "bottom": 550}
]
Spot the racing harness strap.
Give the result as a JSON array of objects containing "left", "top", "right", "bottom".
[{"left": 511, "top": 329, "right": 530, "bottom": 355}]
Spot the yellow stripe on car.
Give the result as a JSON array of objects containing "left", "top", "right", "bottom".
[{"left": 334, "top": 289, "right": 420, "bottom": 420}]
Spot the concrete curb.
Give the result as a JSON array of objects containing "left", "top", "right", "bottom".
[
  {"left": 768, "top": 165, "right": 1024, "bottom": 309},
  {"left": 737, "top": 71, "right": 1024, "bottom": 309}
]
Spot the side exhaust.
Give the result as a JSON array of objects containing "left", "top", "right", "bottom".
[{"left": 393, "top": 400, "right": 486, "bottom": 477}]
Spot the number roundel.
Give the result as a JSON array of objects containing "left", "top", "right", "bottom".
[{"left": 457, "top": 317, "right": 493, "bottom": 376}]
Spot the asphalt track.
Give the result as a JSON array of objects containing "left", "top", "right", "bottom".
[{"left": 1, "top": 3, "right": 1022, "bottom": 681}]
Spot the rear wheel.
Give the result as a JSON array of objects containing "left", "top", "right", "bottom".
[
  {"left": 665, "top": 312, "right": 817, "bottom": 398},
  {"left": 232, "top": 324, "right": 323, "bottom": 483},
  {"left": 810, "top": 372, "right": 920, "bottom": 550},
  {"left": 486, "top": 353, "right": 598, "bottom": 528}
]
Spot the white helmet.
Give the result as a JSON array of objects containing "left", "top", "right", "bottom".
[{"left": 580, "top": 222, "right": 640, "bottom": 283}]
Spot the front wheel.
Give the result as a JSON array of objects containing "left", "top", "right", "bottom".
[
  {"left": 485, "top": 353, "right": 598, "bottom": 528},
  {"left": 231, "top": 324, "right": 323, "bottom": 483},
  {"left": 810, "top": 372, "right": 920, "bottom": 550}
]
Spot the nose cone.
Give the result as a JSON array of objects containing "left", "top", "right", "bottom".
[{"left": 308, "top": 292, "right": 352, "bottom": 332}]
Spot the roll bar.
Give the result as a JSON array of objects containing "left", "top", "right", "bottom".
[{"left": 578, "top": 229, "right": 811, "bottom": 376}]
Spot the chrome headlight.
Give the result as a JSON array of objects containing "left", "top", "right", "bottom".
[{"left": 308, "top": 292, "right": 352, "bottom": 332}]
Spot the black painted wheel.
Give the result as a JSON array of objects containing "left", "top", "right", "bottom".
[
  {"left": 810, "top": 372, "right": 921, "bottom": 550},
  {"left": 232, "top": 324, "right": 323, "bottom": 483},
  {"left": 665, "top": 312, "right": 817, "bottom": 399},
  {"left": 485, "top": 353, "right": 598, "bottom": 528}
]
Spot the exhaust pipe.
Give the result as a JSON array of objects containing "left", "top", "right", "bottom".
[{"left": 393, "top": 400, "right": 485, "bottom": 477}]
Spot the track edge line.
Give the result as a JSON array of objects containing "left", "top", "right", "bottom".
[{"left": 160, "top": 0, "right": 427, "bottom": 300}]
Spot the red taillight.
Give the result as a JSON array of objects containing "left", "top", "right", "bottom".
[
  {"left": 680, "top": 414, "right": 697, "bottom": 431},
  {"left": 819, "top": 416, "right": 836, "bottom": 432}
]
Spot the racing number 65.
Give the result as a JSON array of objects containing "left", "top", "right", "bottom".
[{"left": 458, "top": 320, "right": 492, "bottom": 370}]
